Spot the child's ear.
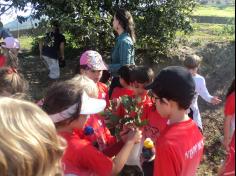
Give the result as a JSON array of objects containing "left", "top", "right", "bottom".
[
  {"left": 134, "top": 81, "right": 139, "bottom": 88},
  {"left": 80, "top": 69, "right": 86, "bottom": 75}
]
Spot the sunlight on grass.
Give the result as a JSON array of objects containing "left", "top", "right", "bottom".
[
  {"left": 19, "top": 36, "right": 34, "bottom": 50},
  {"left": 193, "top": 5, "right": 235, "bottom": 17},
  {"left": 176, "top": 23, "right": 235, "bottom": 45}
]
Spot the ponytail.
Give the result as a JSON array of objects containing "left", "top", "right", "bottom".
[{"left": 0, "top": 67, "right": 28, "bottom": 96}]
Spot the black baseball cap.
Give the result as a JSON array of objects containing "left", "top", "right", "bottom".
[{"left": 146, "top": 66, "right": 196, "bottom": 109}]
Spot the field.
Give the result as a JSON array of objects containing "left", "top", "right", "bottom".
[
  {"left": 193, "top": 5, "right": 235, "bottom": 17},
  {"left": 176, "top": 4, "right": 235, "bottom": 46}
]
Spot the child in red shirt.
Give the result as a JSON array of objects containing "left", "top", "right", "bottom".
[
  {"left": 219, "top": 132, "right": 235, "bottom": 176},
  {"left": 146, "top": 66, "right": 204, "bottom": 176},
  {"left": 69, "top": 75, "right": 117, "bottom": 151},
  {"left": 110, "top": 65, "right": 135, "bottom": 100},
  {"left": 113, "top": 66, "right": 154, "bottom": 175},
  {"left": 141, "top": 103, "right": 168, "bottom": 175},
  {"left": 223, "top": 79, "right": 235, "bottom": 150},
  {"left": 115, "top": 66, "right": 154, "bottom": 118},
  {"left": 219, "top": 79, "right": 235, "bottom": 176},
  {"left": 42, "top": 80, "right": 142, "bottom": 176},
  {"left": 75, "top": 50, "right": 109, "bottom": 103}
]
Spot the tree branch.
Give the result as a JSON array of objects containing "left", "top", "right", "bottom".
[{"left": 0, "top": 4, "right": 14, "bottom": 16}]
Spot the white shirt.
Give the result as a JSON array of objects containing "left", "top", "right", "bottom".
[{"left": 190, "top": 74, "right": 213, "bottom": 129}]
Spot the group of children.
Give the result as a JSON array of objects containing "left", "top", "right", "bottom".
[{"left": 0, "top": 47, "right": 234, "bottom": 176}]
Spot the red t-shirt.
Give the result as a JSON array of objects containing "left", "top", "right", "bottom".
[
  {"left": 141, "top": 103, "right": 168, "bottom": 143},
  {"left": 97, "top": 82, "right": 109, "bottom": 107},
  {"left": 154, "top": 119, "right": 204, "bottom": 176},
  {"left": 221, "top": 131, "right": 235, "bottom": 176},
  {"left": 83, "top": 114, "right": 116, "bottom": 151},
  {"left": 59, "top": 130, "right": 113, "bottom": 176},
  {"left": 225, "top": 92, "right": 235, "bottom": 117},
  {"left": 110, "top": 87, "right": 134, "bottom": 100},
  {"left": 0, "top": 55, "right": 6, "bottom": 68}
]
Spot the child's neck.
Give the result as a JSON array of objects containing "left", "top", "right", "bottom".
[{"left": 168, "top": 111, "right": 189, "bottom": 125}]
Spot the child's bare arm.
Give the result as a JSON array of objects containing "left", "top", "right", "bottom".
[
  {"left": 111, "top": 129, "right": 142, "bottom": 175},
  {"left": 198, "top": 77, "right": 221, "bottom": 104}
]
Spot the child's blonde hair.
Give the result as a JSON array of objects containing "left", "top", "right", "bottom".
[
  {"left": 0, "top": 97, "right": 66, "bottom": 176},
  {"left": 70, "top": 75, "right": 99, "bottom": 98},
  {"left": 184, "top": 54, "right": 202, "bottom": 69},
  {"left": 0, "top": 67, "right": 28, "bottom": 97}
]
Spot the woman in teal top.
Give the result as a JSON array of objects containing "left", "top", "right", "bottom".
[
  {"left": 109, "top": 8, "right": 136, "bottom": 75},
  {"left": 108, "top": 8, "right": 136, "bottom": 97}
]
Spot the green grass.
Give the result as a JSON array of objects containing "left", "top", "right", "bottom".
[
  {"left": 193, "top": 5, "right": 235, "bottom": 17},
  {"left": 176, "top": 23, "right": 235, "bottom": 45},
  {"left": 19, "top": 36, "right": 34, "bottom": 50}
]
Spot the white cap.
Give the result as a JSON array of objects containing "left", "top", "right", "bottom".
[
  {"left": 49, "top": 92, "right": 106, "bottom": 123},
  {"left": 2, "top": 37, "right": 20, "bottom": 49}
]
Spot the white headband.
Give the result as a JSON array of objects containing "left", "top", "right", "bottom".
[
  {"left": 49, "top": 92, "right": 106, "bottom": 123},
  {"left": 50, "top": 103, "right": 78, "bottom": 123}
]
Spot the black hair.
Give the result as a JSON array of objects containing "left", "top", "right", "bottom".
[
  {"left": 152, "top": 83, "right": 195, "bottom": 110},
  {"left": 115, "top": 8, "right": 136, "bottom": 43},
  {"left": 226, "top": 79, "right": 235, "bottom": 98},
  {"left": 118, "top": 65, "right": 136, "bottom": 84},
  {"left": 130, "top": 66, "right": 154, "bottom": 85},
  {"left": 151, "top": 66, "right": 195, "bottom": 110},
  {"left": 51, "top": 20, "right": 60, "bottom": 33},
  {"left": 42, "top": 81, "right": 82, "bottom": 126},
  {"left": 100, "top": 70, "right": 111, "bottom": 84},
  {"left": 75, "top": 64, "right": 89, "bottom": 75}
]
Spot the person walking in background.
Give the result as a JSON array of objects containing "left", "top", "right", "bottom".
[
  {"left": 39, "top": 20, "right": 66, "bottom": 80},
  {"left": 184, "top": 54, "right": 221, "bottom": 131},
  {"left": 109, "top": 8, "right": 136, "bottom": 97}
]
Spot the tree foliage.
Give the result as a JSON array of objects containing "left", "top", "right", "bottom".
[{"left": 1, "top": 0, "right": 197, "bottom": 62}]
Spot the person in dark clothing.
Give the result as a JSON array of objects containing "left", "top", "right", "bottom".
[{"left": 39, "top": 20, "right": 66, "bottom": 79}]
